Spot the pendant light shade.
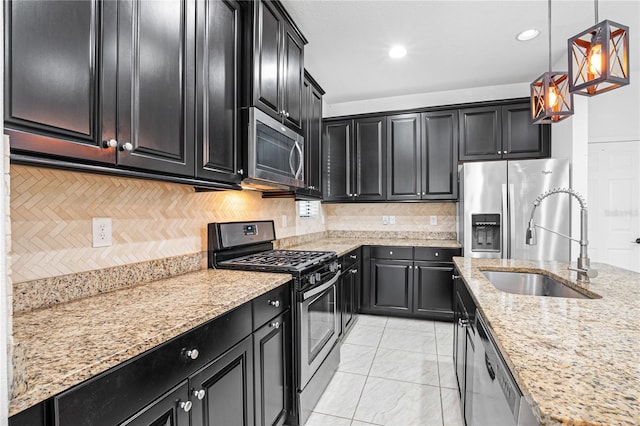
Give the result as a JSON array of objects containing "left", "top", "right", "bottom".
[
  {"left": 531, "top": 71, "right": 573, "bottom": 123},
  {"left": 530, "top": 0, "right": 574, "bottom": 124},
  {"left": 568, "top": 19, "right": 629, "bottom": 96}
]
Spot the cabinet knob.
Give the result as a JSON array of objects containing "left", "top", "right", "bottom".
[
  {"left": 182, "top": 348, "right": 199, "bottom": 360},
  {"left": 180, "top": 400, "right": 192, "bottom": 413},
  {"left": 237, "top": 168, "right": 244, "bottom": 175},
  {"left": 103, "top": 139, "right": 118, "bottom": 148},
  {"left": 349, "top": 255, "right": 357, "bottom": 260},
  {"left": 285, "top": 111, "right": 290, "bottom": 118},
  {"left": 270, "top": 321, "right": 281, "bottom": 329},
  {"left": 389, "top": 251, "right": 393, "bottom": 255},
  {"left": 268, "top": 299, "right": 280, "bottom": 308},
  {"left": 458, "top": 318, "right": 470, "bottom": 328},
  {"left": 422, "top": 192, "right": 426, "bottom": 196},
  {"left": 452, "top": 274, "right": 460, "bottom": 280},
  {"left": 434, "top": 252, "right": 439, "bottom": 257},
  {"left": 497, "top": 150, "right": 502, "bottom": 154},
  {"left": 193, "top": 389, "right": 206, "bottom": 400},
  {"left": 350, "top": 269, "right": 358, "bottom": 274},
  {"left": 503, "top": 151, "right": 508, "bottom": 154},
  {"left": 120, "top": 142, "right": 133, "bottom": 151}
]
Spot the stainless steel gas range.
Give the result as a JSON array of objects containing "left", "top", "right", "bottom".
[{"left": 208, "top": 220, "right": 341, "bottom": 425}]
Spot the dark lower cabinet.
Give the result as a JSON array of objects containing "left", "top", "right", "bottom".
[
  {"left": 364, "top": 247, "right": 460, "bottom": 319},
  {"left": 453, "top": 270, "right": 476, "bottom": 425},
  {"left": 190, "top": 336, "right": 254, "bottom": 426},
  {"left": 121, "top": 382, "right": 191, "bottom": 426},
  {"left": 254, "top": 312, "right": 290, "bottom": 426},
  {"left": 369, "top": 259, "right": 412, "bottom": 314}
]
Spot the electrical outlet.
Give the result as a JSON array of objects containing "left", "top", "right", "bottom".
[
  {"left": 92, "top": 217, "right": 112, "bottom": 248},
  {"left": 430, "top": 215, "right": 438, "bottom": 226},
  {"left": 382, "top": 215, "right": 389, "bottom": 225},
  {"left": 389, "top": 215, "right": 396, "bottom": 225}
]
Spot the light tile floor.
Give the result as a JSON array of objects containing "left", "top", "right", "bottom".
[{"left": 305, "top": 315, "right": 464, "bottom": 426}]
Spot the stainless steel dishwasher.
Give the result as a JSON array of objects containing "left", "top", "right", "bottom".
[{"left": 472, "top": 310, "right": 538, "bottom": 426}]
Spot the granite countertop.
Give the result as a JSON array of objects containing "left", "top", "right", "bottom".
[
  {"left": 454, "top": 257, "right": 640, "bottom": 425},
  {"left": 286, "top": 237, "right": 461, "bottom": 257},
  {"left": 9, "top": 269, "right": 292, "bottom": 417}
]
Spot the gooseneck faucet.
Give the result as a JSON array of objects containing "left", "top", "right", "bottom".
[{"left": 525, "top": 187, "right": 597, "bottom": 283}]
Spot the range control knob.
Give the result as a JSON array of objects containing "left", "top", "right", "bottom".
[
  {"left": 309, "top": 274, "right": 316, "bottom": 286},
  {"left": 315, "top": 272, "right": 322, "bottom": 282}
]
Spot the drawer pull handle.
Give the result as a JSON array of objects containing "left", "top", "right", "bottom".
[
  {"left": 180, "top": 400, "right": 192, "bottom": 412},
  {"left": 182, "top": 348, "right": 199, "bottom": 360},
  {"left": 268, "top": 299, "right": 280, "bottom": 308},
  {"left": 349, "top": 255, "right": 357, "bottom": 259},
  {"left": 270, "top": 321, "right": 281, "bottom": 329},
  {"left": 193, "top": 389, "right": 206, "bottom": 400}
]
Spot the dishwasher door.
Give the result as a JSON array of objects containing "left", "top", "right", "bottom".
[{"left": 471, "top": 311, "right": 521, "bottom": 426}]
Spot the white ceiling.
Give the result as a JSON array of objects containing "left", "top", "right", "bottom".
[{"left": 281, "top": 0, "right": 638, "bottom": 105}]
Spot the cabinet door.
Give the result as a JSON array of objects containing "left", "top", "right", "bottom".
[
  {"left": 458, "top": 106, "right": 501, "bottom": 161},
  {"left": 322, "top": 121, "right": 352, "bottom": 201},
  {"left": 190, "top": 336, "right": 254, "bottom": 426},
  {"left": 116, "top": 0, "right": 195, "bottom": 176},
  {"left": 413, "top": 262, "right": 454, "bottom": 320},
  {"left": 195, "top": 0, "right": 242, "bottom": 183},
  {"left": 282, "top": 24, "right": 304, "bottom": 130},
  {"left": 342, "top": 266, "right": 359, "bottom": 334},
  {"left": 354, "top": 117, "right": 387, "bottom": 201},
  {"left": 501, "top": 103, "right": 550, "bottom": 159},
  {"left": 387, "top": 114, "right": 421, "bottom": 201},
  {"left": 369, "top": 260, "right": 412, "bottom": 314},
  {"left": 422, "top": 111, "right": 459, "bottom": 200},
  {"left": 453, "top": 289, "right": 466, "bottom": 398},
  {"left": 120, "top": 382, "right": 190, "bottom": 426},
  {"left": 254, "top": 312, "right": 290, "bottom": 426},
  {"left": 253, "top": 0, "right": 282, "bottom": 119},
  {"left": 4, "top": 0, "right": 114, "bottom": 164},
  {"left": 302, "top": 75, "right": 323, "bottom": 197}
]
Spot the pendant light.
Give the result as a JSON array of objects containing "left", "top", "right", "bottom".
[
  {"left": 531, "top": 0, "right": 574, "bottom": 124},
  {"left": 568, "top": 0, "right": 629, "bottom": 95}
]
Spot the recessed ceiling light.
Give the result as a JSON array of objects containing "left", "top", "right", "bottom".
[
  {"left": 389, "top": 45, "right": 407, "bottom": 59},
  {"left": 516, "top": 29, "right": 540, "bottom": 41}
]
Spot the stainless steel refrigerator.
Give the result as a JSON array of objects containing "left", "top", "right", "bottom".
[{"left": 458, "top": 159, "right": 571, "bottom": 261}]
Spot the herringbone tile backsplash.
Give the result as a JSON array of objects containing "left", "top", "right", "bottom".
[{"left": 10, "top": 165, "right": 323, "bottom": 283}]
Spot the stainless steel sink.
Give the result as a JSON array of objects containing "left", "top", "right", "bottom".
[{"left": 481, "top": 270, "right": 594, "bottom": 299}]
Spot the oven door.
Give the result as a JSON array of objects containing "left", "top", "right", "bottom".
[{"left": 298, "top": 271, "right": 340, "bottom": 389}]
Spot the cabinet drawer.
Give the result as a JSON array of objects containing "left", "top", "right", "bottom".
[
  {"left": 370, "top": 246, "right": 413, "bottom": 260},
  {"left": 414, "top": 247, "right": 460, "bottom": 262},
  {"left": 253, "top": 283, "right": 290, "bottom": 329},
  {"left": 341, "top": 248, "right": 361, "bottom": 270},
  {"left": 55, "top": 302, "right": 252, "bottom": 426}
]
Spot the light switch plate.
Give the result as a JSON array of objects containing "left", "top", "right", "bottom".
[
  {"left": 389, "top": 215, "right": 396, "bottom": 225},
  {"left": 382, "top": 215, "right": 389, "bottom": 225},
  {"left": 92, "top": 217, "right": 112, "bottom": 248},
  {"left": 430, "top": 215, "right": 438, "bottom": 226}
]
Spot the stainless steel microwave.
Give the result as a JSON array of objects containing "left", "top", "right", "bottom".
[{"left": 244, "top": 107, "right": 304, "bottom": 190}]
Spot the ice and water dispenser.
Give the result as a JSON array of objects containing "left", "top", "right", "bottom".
[{"left": 471, "top": 214, "right": 501, "bottom": 252}]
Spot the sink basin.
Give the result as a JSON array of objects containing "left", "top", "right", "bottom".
[{"left": 481, "top": 270, "right": 594, "bottom": 299}]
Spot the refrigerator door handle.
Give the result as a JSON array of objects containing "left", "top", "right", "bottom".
[
  {"left": 501, "top": 184, "right": 509, "bottom": 258},
  {"left": 508, "top": 184, "right": 516, "bottom": 259}
]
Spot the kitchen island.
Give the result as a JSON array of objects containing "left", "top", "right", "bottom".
[
  {"left": 9, "top": 269, "right": 292, "bottom": 418},
  {"left": 454, "top": 257, "right": 640, "bottom": 425}
]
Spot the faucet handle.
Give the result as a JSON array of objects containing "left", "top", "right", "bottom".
[{"left": 568, "top": 266, "right": 598, "bottom": 279}]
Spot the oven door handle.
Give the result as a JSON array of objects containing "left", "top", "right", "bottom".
[{"left": 302, "top": 271, "right": 341, "bottom": 301}]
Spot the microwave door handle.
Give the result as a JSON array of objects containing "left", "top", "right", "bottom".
[
  {"left": 289, "top": 144, "right": 296, "bottom": 177},
  {"left": 294, "top": 141, "right": 303, "bottom": 179}
]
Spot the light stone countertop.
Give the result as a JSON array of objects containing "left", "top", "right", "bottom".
[
  {"left": 453, "top": 257, "right": 640, "bottom": 425},
  {"left": 286, "top": 237, "right": 461, "bottom": 257},
  {"left": 9, "top": 269, "right": 292, "bottom": 417}
]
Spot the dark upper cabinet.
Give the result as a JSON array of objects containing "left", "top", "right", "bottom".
[
  {"left": 387, "top": 114, "right": 421, "bottom": 201},
  {"left": 298, "top": 71, "right": 324, "bottom": 198},
  {"left": 386, "top": 112, "right": 458, "bottom": 201},
  {"left": 354, "top": 117, "right": 387, "bottom": 200},
  {"left": 195, "top": 0, "right": 242, "bottom": 183},
  {"left": 250, "top": 0, "right": 306, "bottom": 131},
  {"left": 459, "top": 101, "right": 550, "bottom": 161},
  {"left": 190, "top": 336, "right": 255, "bottom": 426},
  {"left": 4, "top": 0, "right": 113, "bottom": 164},
  {"left": 501, "top": 103, "right": 551, "bottom": 159},
  {"left": 322, "top": 117, "right": 386, "bottom": 201},
  {"left": 115, "top": 0, "right": 196, "bottom": 177},
  {"left": 421, "top": 110, "right": 458, "bottom": 200},
  {"left": 322, "top": 120, "right": 352, "bottom": 201}
]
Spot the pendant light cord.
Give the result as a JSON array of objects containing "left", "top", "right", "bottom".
[
  {"left": 548, "top": 0, "right": 552, "bottom": 72},
  {"left": 594, "top": 0, "right": 599, "bottom": 24}
]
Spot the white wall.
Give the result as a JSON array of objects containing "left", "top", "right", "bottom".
[{"left": 324, "top": 82, "right": 530, "bottom": 117}]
